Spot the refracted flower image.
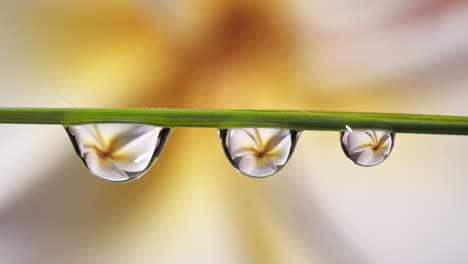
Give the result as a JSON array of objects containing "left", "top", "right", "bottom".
[
  {"left": 341, "top": 129, "right": 394, "bottom": 167},
  {"left": 66, "top": 123, "right": 171, "bottom": 182},
  {"left": 219, "top": 128, "right": 301, "bottom": 177}
]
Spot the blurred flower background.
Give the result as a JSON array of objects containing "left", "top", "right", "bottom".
[{"left": 1, "top": 0, "right": 468, "bottom": 263}]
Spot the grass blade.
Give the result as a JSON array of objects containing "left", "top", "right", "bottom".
[{"left": 0, "top": 108, "right": 467, "bottom": 135}]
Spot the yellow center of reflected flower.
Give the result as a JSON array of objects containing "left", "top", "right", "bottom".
[
  {"left": 366, "top": 131, "right": 388, "bottom": 153},
  {"left": 85, "top": 125, "right": 129, "bottom": 163},
  {"left": 243, "top": 128, "right": 280, "bottom": 161}
]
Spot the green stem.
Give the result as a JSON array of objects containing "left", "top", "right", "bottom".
[{"left": 0, "top": 108, "right": 467, "bottom": 135}]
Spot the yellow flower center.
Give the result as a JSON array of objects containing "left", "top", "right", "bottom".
[
  {"left": 86, "top": 126, "right": 129, "bottom": 163},
  {"left": 243, "top": 128, "right": 279, "bottom": 160}
]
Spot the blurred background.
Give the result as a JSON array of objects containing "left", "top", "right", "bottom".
[{"left": 1, "top": 0, "right": 468, "bottom": 263}]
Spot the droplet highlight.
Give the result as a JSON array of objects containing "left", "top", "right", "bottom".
[
  {"left": 66, "top": 123, "right": 171, "bottom": 182},
  {"left": 341, "top": 129, "right": 395, "bottom": 167},
  {"left": 219, "top": 128, "right": 301, "bottom": 177}
]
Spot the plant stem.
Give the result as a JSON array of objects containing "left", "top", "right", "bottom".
[{"left": 0, "top": 108, "right": 467, "bottom": 135}]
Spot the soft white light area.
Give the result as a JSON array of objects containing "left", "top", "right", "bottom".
[
  {"left": 283, "top": 131, "right": 468, "bottom": 264},
  {"left": 293, "top": 0, "right": 468, "bottom": 87}
]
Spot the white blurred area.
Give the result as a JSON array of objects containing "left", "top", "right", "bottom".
[
  {"left": 294, "top": 0, "right": 468, "bottom": 89},
  {"left": 1, "top": 0, "right": 468, "bottom": 263}
]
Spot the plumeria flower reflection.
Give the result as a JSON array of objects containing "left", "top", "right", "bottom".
[
  {"left": 66, "top": 123, "right": 171, "bottom": 182},
  {"left": 220, "top": 128, "right": 301, "bottom": 177},
  {"left": 341, "top": 129, "right": 394, "bottom": 166}
]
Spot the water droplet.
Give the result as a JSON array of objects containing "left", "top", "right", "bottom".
[
  {"left": 66, "top": 123, "right": 171, "bottom": 182},
  {"left": 341, "top": 129, "right": 395, "bottom": 167},
  {"left": 219, "top": 128, "right": 301, "bottom": 177}
]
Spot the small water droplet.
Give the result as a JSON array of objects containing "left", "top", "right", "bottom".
[
  {"left": 219, "top": 128, "right": 301, "bottom": 177},
  {"left": 341, "top": 129, "right": 395, "bottom": 167},
  {"left": 66, "top": 123, "right": 171, "bottom": 182}
]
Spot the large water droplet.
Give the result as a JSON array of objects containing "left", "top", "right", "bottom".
[
  {"left": 219, "top": 128, "right": 301, "bottom": 177},
  {"left": 66, "top": 123, "right": 171, "bottom": 182},
  {"left": 341, "top": 129, "right": 395, "bottom": 167}
]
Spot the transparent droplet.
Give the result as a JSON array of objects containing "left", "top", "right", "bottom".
[
  {"left": 219, "top": 128, "right": 301, "bottom": 177},
  {"left": 341, "top": 129, "right": 395, "bottom": 167},
  {"left": 66, "top": 123, "right": 171, "bottom": 182}
]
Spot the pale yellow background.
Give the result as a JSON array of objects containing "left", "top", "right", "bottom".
[{"left": 1, "top": 1, "right": 468, "bottom": 263}]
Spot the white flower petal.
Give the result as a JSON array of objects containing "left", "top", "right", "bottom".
[
  {"left": 341, "top": 131, "right": 349, "bottom": 146},
  {"left": 113, "top": 127, "right": 162, "bottom": 172},
  {"left": 268, "top": 136, "right": 292, "bottom": 166},
  {"left": 346, "top": 131, "right": 374, "bottom": 153},
  {"left": 228, "top": 128, "right": 290, "bottom": 155},
  {"left": 263, "top": 129, "right": 290, "bottom": 149},
  {"left": 227, "top": 128, "right": 258, "bottom": 157},
  {"left": 84, "top": 151, "right": 129, "bottom": 181},
  {"left": 256, "top": 128, "right": 289, "bottom": 142},
  {"left": 230, "top": 148, "right": 256, "bottom": 159},
  {"left": 374, "top": 130, "right": 389, "bottom": 140},
  {"left": 101, "top": 124, "right": 158, "bottom": 151},
  {"left": 237, "top": 155, "right": 277, "bottom": 177},
  {"left": 356, "top": 149, "right": 385, "bottom": 166},
  {"left": 380, "top": 136, "right": 393, "bottom": 156},
  {"left": 67, "top": 124, "right": 102, "bottom": 148}
]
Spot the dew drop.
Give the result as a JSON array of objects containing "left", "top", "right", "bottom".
[
  {"left": 219, "top": 128, "right": 301, "bottom": 177},
  {"left": 66, "top": 123, "right": 171, "bottom": 182},
  {"left": 341, "top": 129, "right": 395, "bottom": 167}
]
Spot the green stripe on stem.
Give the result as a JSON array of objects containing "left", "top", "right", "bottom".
[{"left": 0, "top": 108, "right": 467, "bottom": 135}]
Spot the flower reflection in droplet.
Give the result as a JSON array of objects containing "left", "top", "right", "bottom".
[
  {"left": 219, "top": 128, "right": 301, "bottom": 177},
  {"left": 66, "top": 123, "right": 171, "bottom": 182},
  {"left": 341, "top": 129, "right": 394, "bottom": 166}
]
